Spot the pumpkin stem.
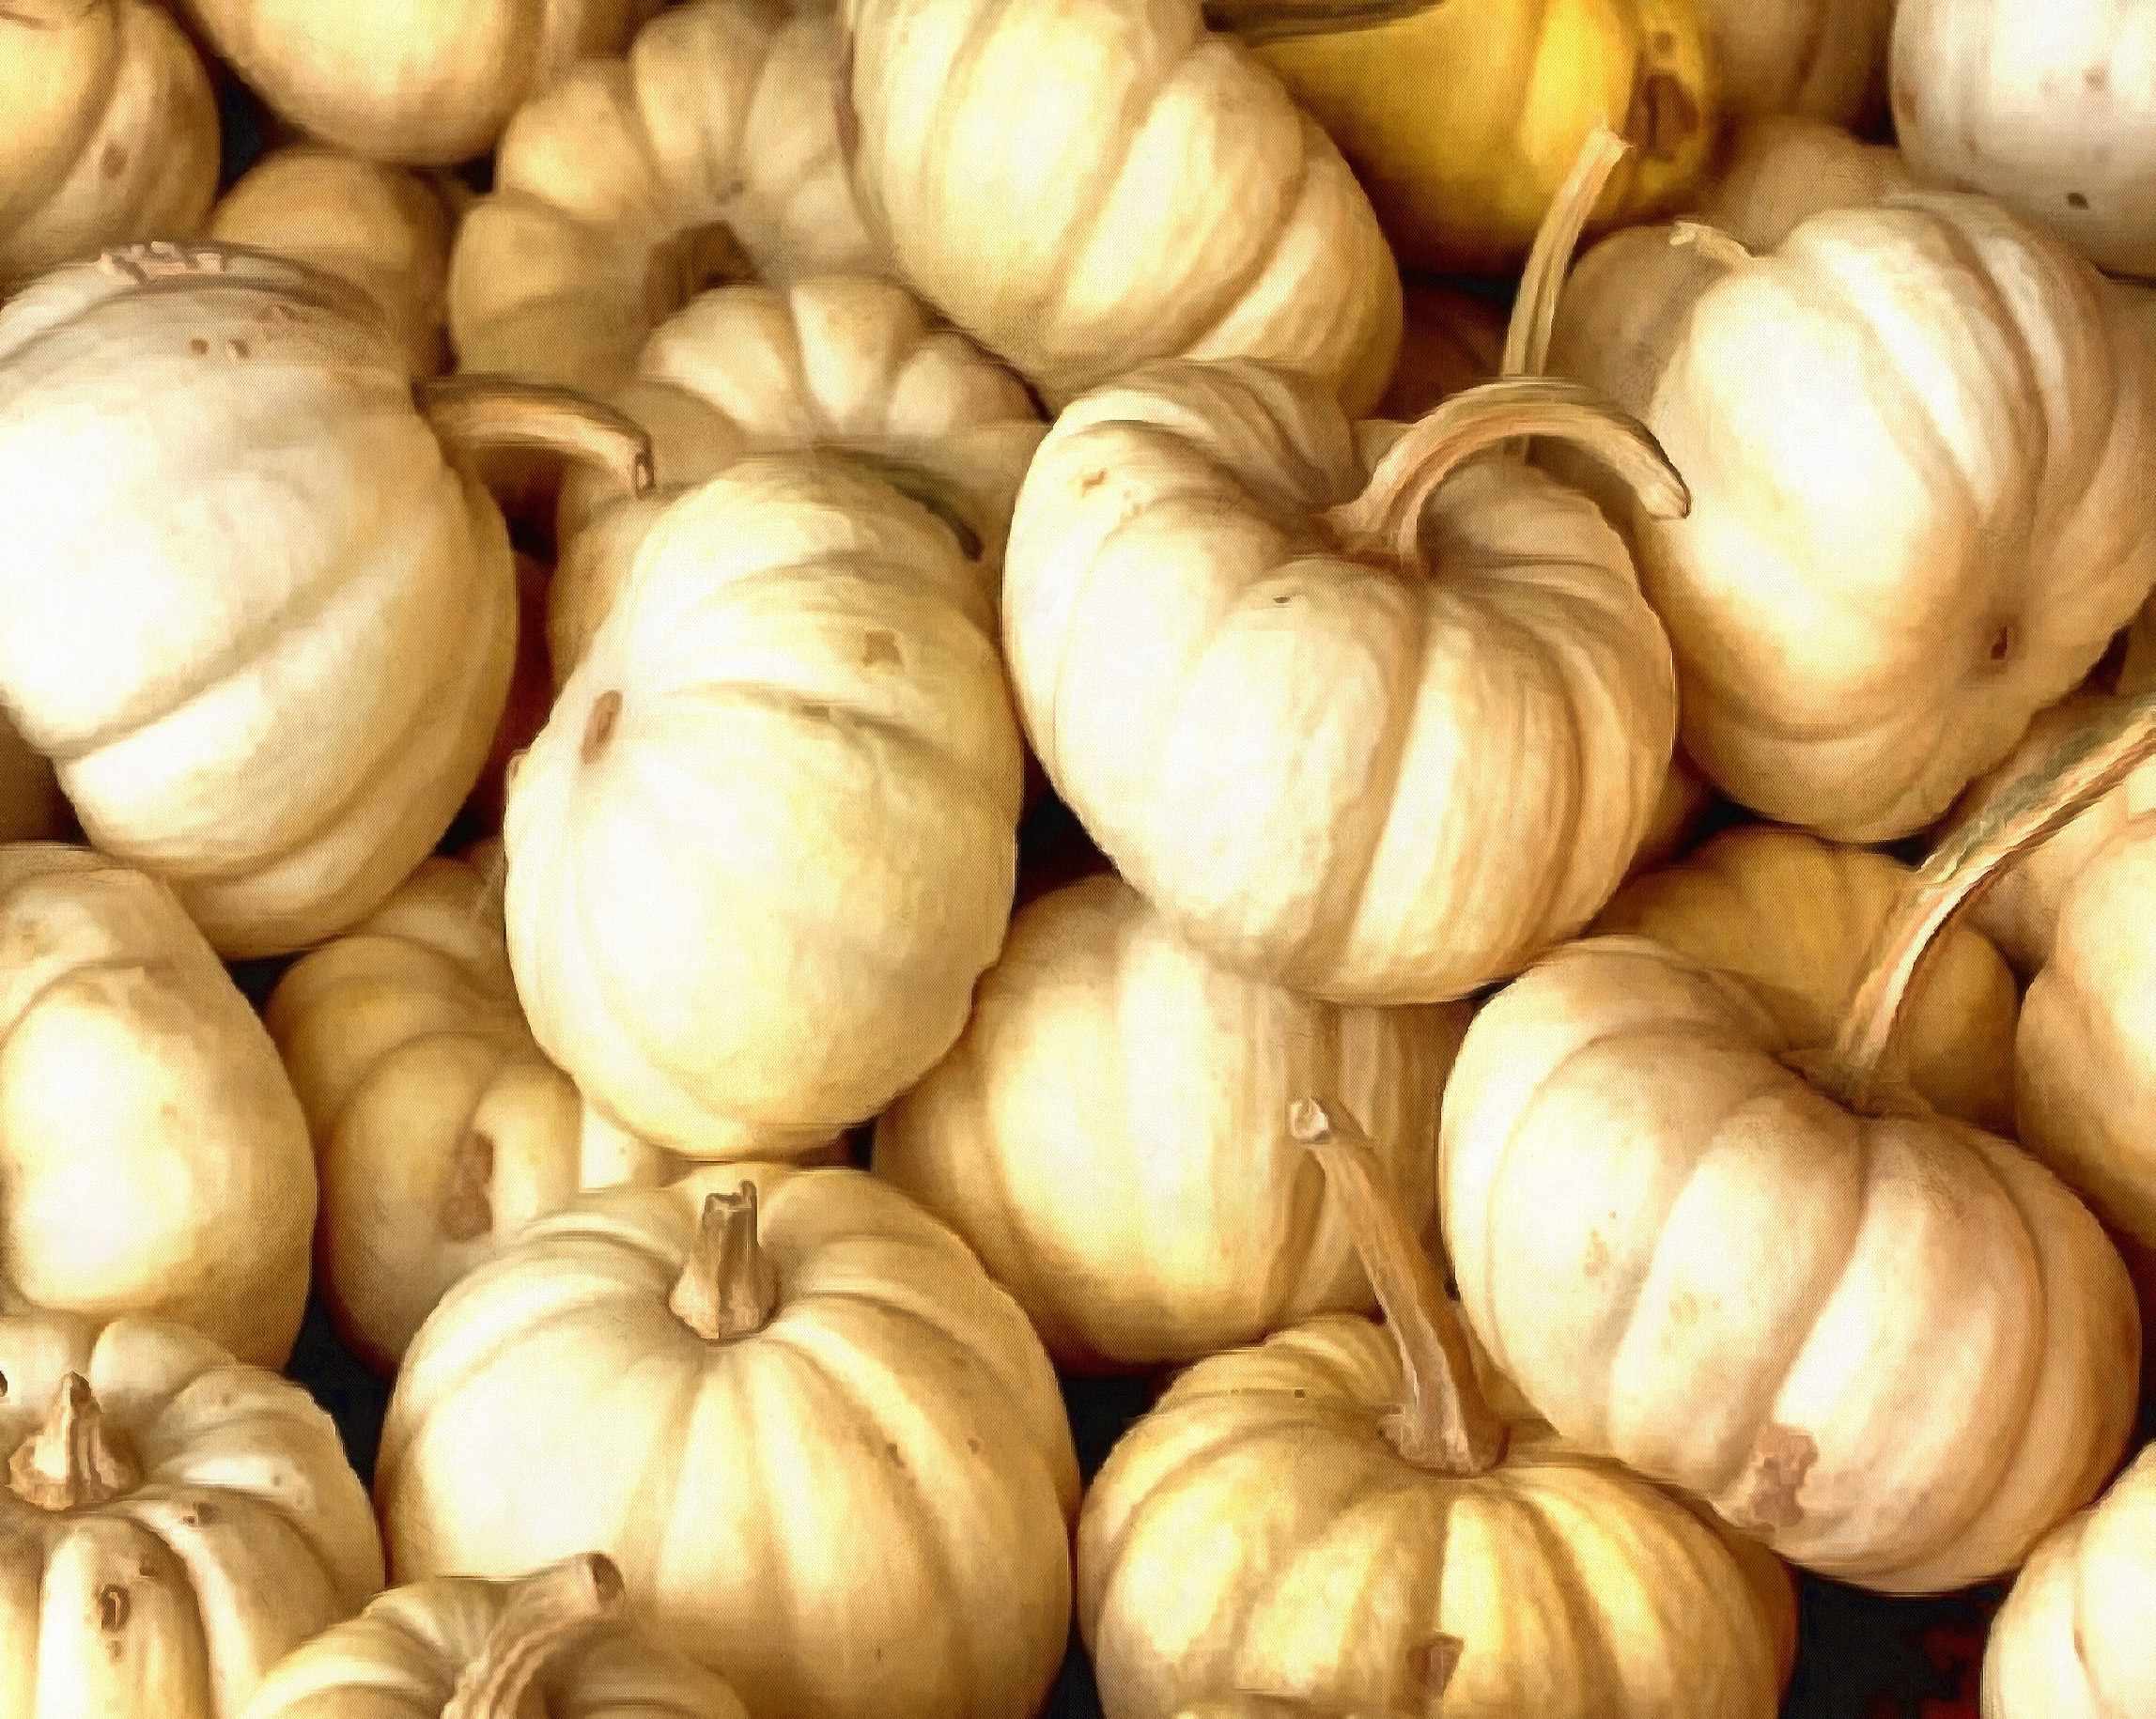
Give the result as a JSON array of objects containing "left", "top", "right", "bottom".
[
  {"left": 1502, "top": 126, "right": 1632, "bottom": 381},
  {"left": 1668, "top": 223, "right": 1756, "bottom": 271},
  {"left": 1200, "top": 0, "right": 1440, "bottom": 44},
  {"left": 1288, "top": 1099, "right": 1507, "bottom": 1476},
  {"left": 669, "top": 1186, "right": 781, "bottom": 1342},
  {"left": 7, "top": 1374, "right": 140, "bottom": 1510},
  {"left": 417, "top": 376, "right": 655, "bottom": 503},
  {"left": 1823, "top": 690, "right": 2156, "bottom": 1111},
  {"left": 441, "top": 1554, "right": 626, "bottom": 1719},
  {"left": 1325, "top": 378, "right": 1688, "bottom": 564}
]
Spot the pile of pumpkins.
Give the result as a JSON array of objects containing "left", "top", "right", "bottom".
[{"left": 6, "top": 0, "right": 2156, "bottom": 1713}]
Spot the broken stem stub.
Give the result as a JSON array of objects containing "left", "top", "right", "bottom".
[
  {"left": 669, "top": 1185, "right": 781, "bottom": 1342},
  {"left": 7, "top": 1373, "right": 139, "bottom": 1511}
]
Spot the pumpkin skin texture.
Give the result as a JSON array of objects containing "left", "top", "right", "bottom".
[
  {"left": 1597, "top": 826, "right": 2021, "bottom": 1133},
  {"left": 1696, "top": 0, "right": 1895, "bottom": 126},
  {"left": 0, "top": 0, "right": 218, "bottom": 286},
  {"left": 506, "top": 453, "right": 1024, "bottom": 1161},
  {"left": 551, "top": 273, "right": 1042, "bottom": 672},
  {"left": 834, "top": 0, "right": 1402, "bottom": 414},
  {"left": 266, "top": 854, "right": 686, "bottom": 1373},
  {"left": 1221, "top": 0, "right": 1718, "bottom": 276},
  {"left": 1000, "top": 359, "right": 1679, "bottom": 1004},
  {"left": 1892, "top": 1, "right": 2156, "bottom": 279},
  {"left": 873, "top": 873, "right": 1473, "bottom": 1371},
  {"left": 0, "top": 242, "right": 523, "bottom": 957},
  {"left": 1374, "top": 283, "right": 1508, "bottom": 421},
  {"left": 448, "top": 0, "right": 878, "bottom": 395},
  {"left": 209, "top": 147, "right": 462, "bottom": 377},
  {"left": 1981, "top": 1442, "right": 2156, "bottom": 1718},
  {"left": 177, "top": 0, "right": 658, "bottom": 166},
  {"left": 0, "top": 844, "right": 315, "bottom": 1367},
  {"left": 240, "top": 1556, "right": 750, "bottom": 1719},
  {"left": 377, "top": 1166, "right": 1079, "bottom": 1719},
  {"left": 1549, "top": 193, "right": 2156, "bottom": 840},
  {"left": 0, "top": 1312, "right": 384, "bottom": 1718}
]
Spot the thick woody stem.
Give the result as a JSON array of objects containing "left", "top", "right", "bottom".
[
  {"left": 1200, "top": 0, "right": 1439, "bottom": 43},
  {"left": 668, "top": 1186, "right": 781, "bottom": 1342},
  {"left": 441, "top": 1554, "right": 626, "bottom": 1719},
  {"left": 1288, "top": 1099, "right": 1507, "bottom": 1476},
  {"left": 417, "top": 376, "right": 655, "bottom": 503},
  {"left": 7, "top": 1374, "right": 140, "bottom": 1510},
  {"left": 1325, "top": 378, "right": 1689, "bottom": 563},
  {"left": 1823, "top": 690, "right": 2156, "bottom": 1111},
  {"left": 1503, "top": 126, "right": 1632, "bottom": 381}
]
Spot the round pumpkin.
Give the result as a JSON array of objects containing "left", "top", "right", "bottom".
[
  {"left": 1374, "top": 283, "right": 1508, "bottom": 421},
  {"left": 1441, "top": 710, "right": 2155, "bottom": 1590},
  {"left": 1697, "top": 0, "right": 1896, "bottom": 126},
  {"left": 1691, "top": 116, "right": 1913, "bottom": 244},
  {"left": 1079, "top": 1102, "right": 1795, "bottom": 1718},
  {"left": 874, "top": 872, "right": 1472, "bottom": 1370},
  {"left": 0, "top": 0, "right": 218, "bottom": 285},
  {"left": 551, "top": 272, "right": 1042, "bottom": 674},
  {"left": 266, "top": 852, "right": 686, "bottom": 1373},
  {"left": 1212, "top": 0, "right": 1718, "bottom": 274},
  {"left": 834, "top": 0, "right": 1401, "bottom": 413},
  {"left": 177, "top": 0, "right": 658, "bottom": 166},
  {"left": 378, "top": 1165, "right": 1078, "bottom": 1719},
  {"left": 240, "top": 1554, "right": 749, "bottom": 1719},
  {"left": 1892, "top": 0, "right": 2156, "bottom": 278},
  {"left": 209, "top": 146, "right": 463, "bottom": 377},
  {"left": 1548, "top": 190, "right": 2156, "bottom": 840},
  {"left": 0, "top": 844, "right": 315, "bottom": 1366},
  {"left": 1981, "top": 1441, "right": 2156, "bottom": 1718},
  {"left": 448, "top": 0, "right": 879, "bottom": 395},
  {"left": 505, "top": 452, "right": 1023, "bottom": 1160},
  {"left": 0, "top": 241, "right": 650, "bottom": 955},
  {"left": 1598, "top": 825, "right": 2021, "bottom": 1132},
  {"left": 0, "top": 1311, "right": 383, "bottom": 1716}
]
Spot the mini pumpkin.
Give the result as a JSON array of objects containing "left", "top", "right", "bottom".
[
  {"left": 874, "top": 873, "right": 1471, "bottom": 1370},
  {"left": 1598, "top": 825, "right": 2021, "bottom": 1132},
  {"left": 1079, "top": 1101, "right": 1795, "bottom": 1718},
  {"left": 1441, "top": 705, "right": 2154, "bottom": 1590},
  {"left": 178, "top": 0, "right": 659, "bottom": 165},
  {"left": 1981, "top": 1441, "right": 2156, "bottom": 1718},
  {"left": 378, "top": 1166, "right": 1078, "bottom": 1719},
  {"left": 266, "top": 853, "right": 686, "bottom": 1372},
  {"left": 506, "top": 452, "right": 1022, "bottom": 1160},
  {"left": 240, "top": 1554, "right": 750, "bottom": 1719},
  {"left": 0, "top": 0, "right": 218, "bottom": 285},
  {"left": 1697, "top": 0, "right": 1896, "bottom": 126},
  {"left": 1892, "top": 0, "right": 2156, "bottom": 278},
  {"left": 834, "top": 0, "right": 1401, "bottom": 412},
  {"left": 0, "top": 844, "right": 315, "bottom": 1366},
  {"left": 0, "top": 241, "right": 650, "bottom": 955},
  {"left": 0, "top": 1311, "right": 383, "bottom": 1716},
  {"left": 448, "top": 0, "right": 879, "bottom": 395},
  {"left": 1001, "top": 134, "right": 1680, "bottom": 1003},
  {"left": 209, "top": 146, "right": 463, "bottom": 377}
]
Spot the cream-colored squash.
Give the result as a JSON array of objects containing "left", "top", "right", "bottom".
[
  {"left": 0, "top": 1311, "right": 383, "bottom": 1716},
  {"left": 1692, "top": 116, "right": 1913, "bottom": 244},
  {"left": 1697, "top": 0, "right": 1896, "bottom": 125},
  {"left": 0, "top": 0, "right": 218, "bottom": 285},
  {"left": 449, "top": 0, "right": 879, "bottom": 394},
  {"left": 0, "top": 241, "right": 650, "bottom": 955},
  {"left": 1441, "top": 714, "right": 2154, "bottom": 1589},
  {"left": 1080, "top": 1104, "right": 1795, "bottom": 1718},
  {"left": 0, "top": 844, "right": 315, "bottom": 1366},
  {"left": 266, "top": 854, "right": 685, "bottom": 1372},
  {"left": 874, "top": 873, "right": 1471, "bottom": 1370},
  {"left": 1981, "top": 1442, "right": 2156, "bottom": 1717},
  {"left": 551, "top": 273, "right": 1042, "bottom": 673},
  {"left": 178, "top": 0, "right": 658, "bottom": 165},
  {"left": 1599, "top": 825, "right": 2021, "bottom": 1132},
  {"left": 834, "top": 0, "right": 1401, "bottom": 412},
  {"left": 241, "top": 1555, "right": 749, "bottom": 1719},
  {"left": 209, "top": 147, "right": 463, "bottom": 377},
  {"left": 1549, "top": 190, "right": 2156, "bottom": 840},
  {"left": 378, "top": 1166, "right": 1078, "bottom": 1719},
  {"left": 506, "top": 453, "right": 1022, "bottom": 1160},
  {"left": 1892, "top": 0, "right": 2156, "bottom": 278}
]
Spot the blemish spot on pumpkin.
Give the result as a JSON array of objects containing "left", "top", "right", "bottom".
[
  {"left": 2067, "top": 191, "right": 2090, "bottom": 210},
  {"left": 1406, "top": 1633, "right": 1465, "bottom": 1696},
  {"left": 97, "top": 1586, "right": 129, "bottom": 1632},
  {"left": 581, "top": 690, "right": 624, "bottom": 762},
  {"left": 2085, "top": 66, "right": 2110, "bottom": 92},
  {"left": 861, "top": 628, "right": 902, "bottom": 669},
  {"left": 98, "top": 141, "right": 127, "bottom": 180},
  {"left": 225, "top": 339, "right": 250, "bottom": 361},
  {"left": 1623, "top": 70, "right": 1700, "bottom": 162},
  {"left": 187, "top": 338, "right": 209, "bottom": 356},
  {"left": 439, "top": 1129, "right": 496, "bottom": 1243},
  {"left": 1733, "top": 1424, "right": 1817, "bottom": 1531},
  {"left": 1988, "top": 623, "right": 2015, "bottom": 664},
  {"left": 1581, "top": 1232, "right": 1609, "bottom": 1278},
  {"left": 1078, "top": 471, "right": 1108, "bottom": 495},
  {"left": 1668, "top": 1289, "right": 1700, "bottom": 1326},
  {"left": 1650, "top": 27, "right": 1674, "bottom": 53}
]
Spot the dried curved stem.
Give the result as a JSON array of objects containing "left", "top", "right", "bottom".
[
  {"left": 442, "top": 1555, "right": 625, "bottom": 1719},
  {"left": 1201, "top": 0, "right": 1440, "bottom": 44},
  {"left": 1289, "top": 1100, "right": 1507, "bottom": 1476},
  {"left": 1669, "top": 222, "right": 1756, "bottom": 271},
  {"left": 417, "top": 376, "right": 655, "bottom": 503},
  {"left": 1503, "top": 127, "right": 1632, "bottom": 381},
  {"left": 1823, "top": 690, "right": 2156, "bottom": 1111},
  {"left": 669, "top": 1186, "right": 781, "bottom": 1342},
  {"left": 7, "top": 1374, "right": 139, "bottom": 1510}
]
